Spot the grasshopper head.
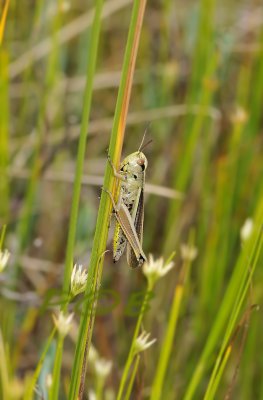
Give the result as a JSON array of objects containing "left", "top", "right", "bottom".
[{"left": 125, "top": 151, "right": 148, "bottom": 172}]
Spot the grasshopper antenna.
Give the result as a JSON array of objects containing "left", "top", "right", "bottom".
[{"left": 138, "top": 122, "right": 152, "bottom": 152}]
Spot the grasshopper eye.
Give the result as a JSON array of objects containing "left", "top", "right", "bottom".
[
  {"left": 136, "top": 158, "right": 145, "bottom": 171},
  {"left": 137, "top": 158, "right": 145, "bottom": 171},
  {"left": 136, "top": 158, "right": 145, "bottom": 166}
]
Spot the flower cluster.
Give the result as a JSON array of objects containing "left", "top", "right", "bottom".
[
  {"left": 133, "top": 331, "right": 156, "bottom": 355},
  {"left": 52, "top": 311, "right": 74, "bottom": 337},
  {"left": 70, "top": 263, "right": 88, "bottom": 297},
  {"left": 94, "top": 358, "right": 112, "bottom": 379},
  {"left": 88, "top": 344, "right": 112, "bottom": 383},
  {"left": 143, "top": 254, "right": 175, "bottom": 287},
  {"left": 180, "top": 243, "right": 198, "bottom": 262}
]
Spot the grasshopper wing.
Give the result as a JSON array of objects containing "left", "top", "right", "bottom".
[
  {"left": 126, "top": 188, "right": 146, "bottom": 268},
  {"left": 112, "top": 200, "right": 146, "bottom": 266}
]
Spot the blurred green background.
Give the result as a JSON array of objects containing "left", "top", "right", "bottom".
[{"left": 0, "top": 0, "right": 263, "bottom": 399}]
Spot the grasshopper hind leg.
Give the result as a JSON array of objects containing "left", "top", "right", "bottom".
[{"left": 113, "top": 221, "right": 127, "bottom": 263}]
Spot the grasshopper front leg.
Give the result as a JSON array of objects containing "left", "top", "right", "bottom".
[{"left": 107, "top": 155, "right": 127, "bottom": 182}]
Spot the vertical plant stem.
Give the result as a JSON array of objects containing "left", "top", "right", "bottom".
[
  {"left": 24, "top": 328, "right": 56, "bottom": 400},
  {"left": 68, "top": 0, "right": 147, "bottom": 398},
  {"left": 0, "top": 0, "right": 10, "bottom": 44},
  {"left": 14, "top": 2, "right": 62, "bottom": 280},
  {"left": 183, "top": 197, "right": 263, "bottom": 400},
  {"left": 0, "top": 328, "right": 9, "bottom": 400},
  {"left": 50, "top": 0, "right": 104, "bottom": 397},
  {"left": 123, "top": 354, "right": 141, "bottom": 400},
  {"left": 49, "top": 335, "right": 64, "bottom": 400},
  {"left": 117, "top": 286, "right": 152, "bottom": 400},
  {"left": 150, "top": 258, "right": 191, "bottom": 400},
  {"left": 204, "top": 345, "right": 232, "bottom": 400},
  {"left": 62, "top": 0, "right": 104, "bottom": 301},
  {"left": 0, "top": 50, "right": 9, "bottom": 221},
  {"left": 165, "top": 48, "right": 218, "bottom": 252},
  {"left": 0, "top": 225, "right": 6, "bottom": 248},
  {"left": 163, "top": 0, "right": 216, "bottom": 256},
  {"left": 95, "top": 375, "right": 105, "bottom": 400},
  {"left": 199, "top": 65, "right": 251, "bottom": 315}
]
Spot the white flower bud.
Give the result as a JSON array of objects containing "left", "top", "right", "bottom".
[
  {"left": 52, "top": 312, "right": 73, "bottom": 337},
  {"left": 94, "top": 358, "right": 112, "bottom": 380},
  {"left": 133, "top": 331, "right": 156, "bottom": 355},
  {"left": 70, "top": 264, "right": 88, "bottom": 297},
  {"left": 240, "top": 218, "right": 254, "bottom": 242},
  {"left": 143, "top": 254, "right": 175, "bottom": 287},
  {"left": 180, "top": 244, "right": 198, "bottom": 262}
]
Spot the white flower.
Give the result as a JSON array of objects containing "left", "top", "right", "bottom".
[
  {"left": 52, "top": 311, "right": 74, "bottom": 337},
  {"left": 231, "top": 106, "right": 248, "bottom": 125},
  {"left": 133, "top": 331, "right": 156, "bottom": 355},
  {"left": 240, "top": 218, "right": 254, "bottom": 242},
  {"left": 70, "top": 263, "right": 88, "bottom": 297},
  {"left": 94, "top": 358, "right": 112, "bottom": 379},
  {"left": 143, "top": 254, "right": 175, "bottom": 287},
  {"left": 0, "top": 249, "right": 10, "bottom": 272},
  {"left": 180, "top": 244, "right": 198, "bottom": 262},
  {"left": 88, "top": 390, "right": 96, "bottom": 400}
]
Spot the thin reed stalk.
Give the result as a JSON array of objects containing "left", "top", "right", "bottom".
[{"left": 68, "top": 0, "right": 147, "bottom": 397}]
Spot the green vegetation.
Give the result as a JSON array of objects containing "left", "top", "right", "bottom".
[{"left": 0, "top": 0, "right": 262, "bottom": 399}]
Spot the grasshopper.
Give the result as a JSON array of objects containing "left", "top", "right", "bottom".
[{"left": 106, "top": 137, "right": 149, "bottom": 268}]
